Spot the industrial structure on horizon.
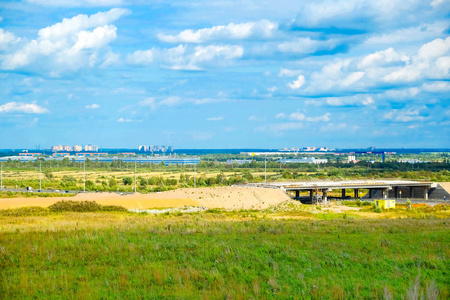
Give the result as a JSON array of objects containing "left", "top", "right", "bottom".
[
  {"left": 139, "top": 145, "right": 174, "bottom": 153},
  {"left": 279, "top": 157, "right": 328, "bottom": 164},
  {"left": 279, "top": 146, "right": 335, "bottom": 152},
  {"left": 51, "top": 144, "right": 98, "bottom": 152}
]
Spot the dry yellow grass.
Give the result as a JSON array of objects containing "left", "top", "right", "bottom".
[{"left": 2, "top": 170, "right": 248, "bottom": 181}]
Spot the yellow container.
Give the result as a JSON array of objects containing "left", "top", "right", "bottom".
[{"left": 375, "top": 199, "right": 395, "bottom": 209}]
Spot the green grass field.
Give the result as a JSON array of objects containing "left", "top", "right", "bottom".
[{"left": 1, "top": 207, "right": 449, "bottom": 299}]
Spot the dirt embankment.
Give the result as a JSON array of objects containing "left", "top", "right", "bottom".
[
  {"left": 0, "top": 186, "right": 291, "bottom": 210},
  {"left": 439, "top": 182, "right": 450, "bottom": 194}
]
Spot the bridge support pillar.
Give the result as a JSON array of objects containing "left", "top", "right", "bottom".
[
  {"left": 323, "top": 190, "right": 328, "bottom": 202},
  {"left": 368, "top": 188, "right": 373, "bottom": 199},
  {"left": 394, "top": 187, "right": 398, "bottom": 199},
  {"left": 295, "top": 190, "right": 300, "bottom": 200},
  {"left": 309, "top": 190, "right": 313, "bottom": 203},
  {"left": 409, "top": 187, "right": 413, "bottom": 198},
  {"left": 354, "top": 189, "right": 359, "bottom": 199},
  {"left": 423, "top": 188, "right": 428, "bottom": 200},
  {"left": 341, "top": 189, "right": 345, "bottom": 198},
  {"left": 383, "top": 188, "right": 389, "bottom": 199}
]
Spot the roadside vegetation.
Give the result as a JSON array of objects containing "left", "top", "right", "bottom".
[
  {"left": 0, "top": 200, "right": 449, "bottom": 299},
  {"left": 0, "top": 153, "right": 449, "bottom": 193},
  {"left": 0, "top": 191, "right": 73, "bottom": 198}
]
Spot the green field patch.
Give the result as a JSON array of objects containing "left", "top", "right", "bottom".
[{"left": 0, "top": 211, "right": 449, "bottom": 299}]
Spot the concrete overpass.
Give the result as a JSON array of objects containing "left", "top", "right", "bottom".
[{"left": 244, "top": 180, "right": 438, "bottom": 203}]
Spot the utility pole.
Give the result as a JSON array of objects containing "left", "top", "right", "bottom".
[
  {"left": 39, "top": 160, "right": 42, "bottom": 191},
  {"left": 134, "top": 157, "right": 137, "bottom": 193},
  {"left": 194, "top": 163, "right": 196, "bottom": 188},
  {"left": 265, "top": 154, "right": 267, "bottom": 184},
  {"left": 1, "top": 161, "right": 3, "bottom": 191},
  {"left": 84, "top": 157, "right": 86, "bottom": 193}
]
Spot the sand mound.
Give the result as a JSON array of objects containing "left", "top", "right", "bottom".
[
  {"left": 0, "top": 186, "right": 291, "bottom": 210},
  {"left": 156, "top": 186, "right": 291, "bottom": 210},
  {"left": 439, "top": 182, "right": 450, "bottom": 194}
]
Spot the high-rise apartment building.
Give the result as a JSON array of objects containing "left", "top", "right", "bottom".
[
  {"left": 84, "top": 144, "right": 99, "bottom": 152},
  {"left": 51, "top": 145, "right": 63, "bottom": 152}
]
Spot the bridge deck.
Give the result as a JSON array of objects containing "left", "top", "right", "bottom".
[
  {"left": 242, "top": 180, "right": 437, "bottom": 202},
  {"left": 246, "top": 180, "right": 436, "bottom": 191}
]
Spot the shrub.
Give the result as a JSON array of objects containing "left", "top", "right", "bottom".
[
  {"left": 102, "top": 205, "right": 129, "bottom": 212},
  {"left": 48, "top": 201, "right": 129, "bottom": 213},
  {"left": 49, "top": 200, "right": 103, "bottom": 212},
  {"left": 375, "top": 207, "right": 383, "bottom": 213},
  {"left": 0, "top": 206, "right": 49, "bottom": 217},
  {"left": 122, "top": 177, "right": 133, "bottom": 185}
]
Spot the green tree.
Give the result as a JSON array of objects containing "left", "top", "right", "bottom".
[
  {"left": 109, "top": 178, "right": 117, "bottom": 188},
  {"left": 85, "top": 180, "right": 96, "bottom": 190},
  {"left": 61, "top": 176, "right": 77, "bottom": 188},
  {"left": 122, "top": 177, "right": 133, "bottom": 185},
  {"left": 44, "top": 170, "right": 53, "bottom": 179},
  {"left": 216, "top": 173, "right": 225, "bottom": 184},
  {"left": 282, "top": 171, "right": 292, "bottom": 179},
  {"left": 140, "top": 177, "right": 148, "bottom": 186}
]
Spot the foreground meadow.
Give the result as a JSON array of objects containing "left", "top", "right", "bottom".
[{"left": 1, "top": 205, "right": 449, "bottom": 299}]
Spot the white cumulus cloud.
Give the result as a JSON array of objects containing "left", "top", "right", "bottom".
[
  {"left": 127, "top": 49, "right": 155, "bottom": 65},
  {"left": 287, "top": 75, "right": 305, "bottom": 89},
  {"left": 279, "top": 68, "right": 303, "bottom": 77},
  {"left": 0, "top": 29, "right": 20, "bottom": 50},
  {"left": 384, "top": 108, "right": 427, "bottom": 122},
  {"left": 382, "top": 37, "right": 450, "bottom": 83},
  {"left": 117, "top": 117, "right": 132, "bottom": 122},
  {"left": 278, "top": 37, "right": 338, "bottom": 54},
  {"left": 364, "top": 22, "right": 448, "bottom": 46},
  {"left": 26, "top": 0, "right": 124, "bottom": 6},
  {"left": 293, "top": 0, "right": 447, "bottom": 32},
  {"left": 38, "top": 8, "right": 127, "bottom": 41},
  {"left": 275, "top": 111, "right": 331, "bottom": 122},
  {"left": 289, "top": 112, "right": 305, "bottom": 121},
  {"left": 306, "top": 113, "right": 330, "bottom": 122},
  {"left": 85, "top": 103, "right": 100, "bottom": 109},
  {"left": 358, "top": 48, "right": 409, "bottom": 69},
  {"left": 1, "top": 8, "right": 128, "bottom": 73},
  {"left": 127, "top": 44, "right": 243, "bottom": 70},
  {"left": 0, "top": 102, "right": 49, "bottom": 114},
  {"left": 158, "top": 20, "right": 277, "bottom": 43},
  {"left": 302, "top": 37, "right": 450, "bottom": 94},
  {"left": 72, "top": 25, "right": 117, "bottom": 52}
]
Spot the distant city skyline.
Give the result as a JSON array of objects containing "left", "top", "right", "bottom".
[{"left": 0, "top": 1, "right": 449, "bottom": 149}]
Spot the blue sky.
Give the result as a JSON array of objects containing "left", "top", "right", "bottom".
[{"left": 0, "top": 0, "right": 449, "bottom": 149}]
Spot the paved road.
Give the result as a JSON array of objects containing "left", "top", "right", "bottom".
[
  {"left": 0, "top": 188, "right": 135, "bottom": 195},
  {"left": 0, "top": 187, "right": 77, "bottom": 194}
]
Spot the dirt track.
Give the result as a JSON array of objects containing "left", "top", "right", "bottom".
[{"left": 0, "top": 186, "right": 291, "bottom": 210}]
